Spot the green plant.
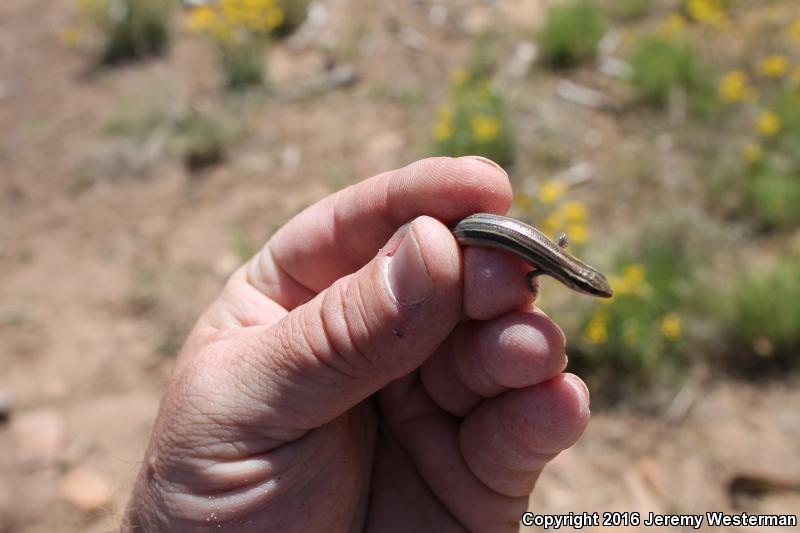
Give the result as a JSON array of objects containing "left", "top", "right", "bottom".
[
  {"left": 566, "top": 221, "right": 706, "bottom": 400},
  {"left": 538, "top": 0, "right": 607, "bottom": 68},
  {"left": 718, "top": 253, "right": 800, "bottom": 372},
  {"left": 77, "top": 0, "right": 174, "bottom": 64},
  {"left": 613, "top": 0, "right": 650, "bottom": 20},
  {"left": 186, "top": 0, "right": 285, "bottom": 89},
  {"left": 432, "top": 70, "right": 514, "bottom": 168},
  {"left": 711, "top": 90, "right": 800, "bottom": 230},
  {"left": 743, "top": 159, "right": 800, "bottom": 231},
  {"left": 174, "top": 112, "right": 231, "bottom": 171},
  {"left": 273, "top": 0, "right": 311, "bottom": 38},
  {"left": 629, "top": 36, "right": 705, "bottom": 108},
  {"left": 103, "top": 106, "right": 166, "bottom": 141}
]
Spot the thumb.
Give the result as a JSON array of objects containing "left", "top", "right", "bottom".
[{"left": 220, "top": 216, "right": 462, "bottom": 435}]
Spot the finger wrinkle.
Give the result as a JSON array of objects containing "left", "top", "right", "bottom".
[
  {"left": 318, "top": 277, "right": 375, "bottom": 382},
  {"left": 248, "top": 243, "right": 315, "bottom": 306}
]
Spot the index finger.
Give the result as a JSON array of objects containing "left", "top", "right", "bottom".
[{"left": 248, "top": 156, "right": 511, "bottom": 309}]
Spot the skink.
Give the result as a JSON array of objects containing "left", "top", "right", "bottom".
[{"left": 452, "top": 213, "right": 613, "bottom": 298}]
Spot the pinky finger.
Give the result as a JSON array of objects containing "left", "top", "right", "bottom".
[{"left": 459, "top": 373, "right": 590, "bottom": 498}]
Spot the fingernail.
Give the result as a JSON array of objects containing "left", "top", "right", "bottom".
[
  {"left": 386, "top": 222, "right": 432, "bottom": 307},
  {"left": 564, "top": 373, "right": 591, "bottom": 410},
  {"left": 464, "top": 155, "right": 508, "bottom": 176}
]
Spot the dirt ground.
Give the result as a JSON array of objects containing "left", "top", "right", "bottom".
[{"left": 1, "top": 1, "right": 798, "bottom": 531}]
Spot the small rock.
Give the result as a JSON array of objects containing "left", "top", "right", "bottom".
[
  {"left": 12, "top": 408, "right": 66, "bottom": 467},
  {"left": 59, "top": 468, "right": 113, "bottom": 513},
  {"left": 280, "top": 145, "right": 302, "bottom": 170},
  {"left": 397, "top": 26, "right": 428, "bottom": 52},
  {"left": 507, "top": 41, "right": 538, "bottom": 78},
  {"left": 428, "top": 5, "right": 448, "bottom": 27}
]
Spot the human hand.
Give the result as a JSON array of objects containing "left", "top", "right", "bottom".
[{"left": 124, "top": 157, "right": 590, "bottom": 532}]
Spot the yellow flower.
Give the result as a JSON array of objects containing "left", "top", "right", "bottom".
[
  {"left": 584, "top": 308, "right": 609, "bottom": 345},
  {"left": 742, "top": 143, "right": 764, "bottom": 163},
  {"left": 264, "top": 7, "right": 284, "bottom": 30},
  {"left": 758, "top": 54, "right": 789, "bottom": 78},
  {"left": 450, "top": 68, "right": 470, "bottom": 86},
  {"left": 543, "top": 213, "right": 563, "bottom": 238},
  {"left": 471, "top": 115, "right": 501, "bottom": 142},
  {"left": 187, "top": 6, "right": 218, "bottom": 33},
  {"left": 538, "top": 180, "right": 566, "bottom": 205},
  {"left": 622, "top": 264, "right": 646, "bottom": 288},
  {"left": 213, "top": 0, "right": 283, "bottom": 34},
  {"left": 756, "top": 111, "right": 781, "bottom": 137},
  {"left": 434, "top": 120, "right": 454, "bottom": 141},
  {"left": 664, "top": 13, "right": 687, "bottom": 37},
  {"left": 686, "top": 0, "right": 730, "bottom": 29},
  {"left": 561, "top": 201, "right": 588, "bottom": 223},
  {"left": 718, "top": 70, "right": 749, "bottom": 104},
  {"left": 565, "top": 222, "right": 588, "bottom": 244},
  {"left": 611, "top": 263, "right": 647, "bottom": 296},
  {"left": 660, "top": 313, "right": 683, "bottom": 340}
]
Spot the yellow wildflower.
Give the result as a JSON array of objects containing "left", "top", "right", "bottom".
[
  {"left": 187, "top": 6, "right": 218, "bottom": 33},
  {"left": 433, "top": 120, "right": 454, "bottom": 141},
  {"left": 212, "top": 0, "right": 283, "bottom": 34},
  {"left": 610, "top": 263, "right": 647, "bottom": 296},
  {"left": 756, "top": 111, "right": 781, "bottom": 137},
  {"left": 686, "top": 0, "right": 730, "bottom": 30},
  {"left": 584, "top": 308, "right": 609, "bottom": 345},
  {"left": 622, "top": 264, "right": 646, "bottom": 289},
  {"left": 264, "top": 7, "right": 284, "bottom": 30},
  {"left": 543, "top": 213, "right": 563, "bottom": 238},
  {"left": 660, "top": 313, "right": 683, "bottom": 340},
  {"left": 561, "top": 201, "right": 588, "bottom": 223},
  {"left": 758, "top": 54, "right": 789, "bottom": 78},
  {"left": 565, "top": 222, "right": 588, "bottom": 244},
  {"left": 664, "top": 13, "right": 687, "bottom": 37},
  {"left": 450, "top": 68, "right": 470, "bottom": 86},
  {"left": 742, "top": 143, "right": 763, "bottom": 163},
  {"left": 718, "top": 70, "right": 749, "bottom": 104},
  {"left": 471, "top": 115, "right": 501, "bottom": 142},
  {"left": 538, "top": 180, "right": 566, "bottom": 205}
]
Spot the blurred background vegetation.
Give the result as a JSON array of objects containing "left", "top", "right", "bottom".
[
  {"left": 4, "top": 0, "right": 800, "bottom": 528},
  {"left": 58, "top": 0, "right": 800, "bottom": 404}
]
